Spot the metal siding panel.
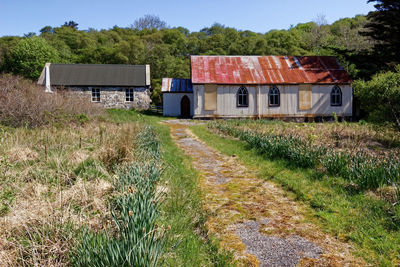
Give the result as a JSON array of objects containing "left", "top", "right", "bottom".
[{"left": 163, "top": 93, "right": 194, "bottom": 116}]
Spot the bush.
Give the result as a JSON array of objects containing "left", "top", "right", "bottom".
[
  {"left": 354, "top": 66, "right": 400, "bottom": 128},
  {"left": 0, "top": 74, "right": 102, "bottom": 127}
]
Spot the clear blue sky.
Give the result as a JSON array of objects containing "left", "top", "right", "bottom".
[{"left": 0, "top": 0, "right": 375, "bottom": 37}]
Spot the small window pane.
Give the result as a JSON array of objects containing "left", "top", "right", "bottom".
[
  {"left": 126, "top": 88, "right": 134, "bottom": 102},
  {"left": 237, "top": 87, "right": 248, "bottom": 107},
  {"left": 331, "top": 86, "right": 342, "bottom": 106},
  {"left": 92, "top": 88, "right": 100, "bottom": 102},
  {"left": 269, "top": 86, "right": 280, "bottom": 106}
]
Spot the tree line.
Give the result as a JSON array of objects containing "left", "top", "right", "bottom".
[{"left": 0, "top": 0, "right": 398, "bottom": 124}]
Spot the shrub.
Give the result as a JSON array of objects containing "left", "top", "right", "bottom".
[
  {"left": 0, "top": 74, "right": 103, "bottom": 127},
  {"left": 353, "top": 66, "right": 400, "bottom": 128}
]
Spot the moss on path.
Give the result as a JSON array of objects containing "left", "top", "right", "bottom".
[{"left": 165, "top": 120, "right": 364, "bottom": 267}]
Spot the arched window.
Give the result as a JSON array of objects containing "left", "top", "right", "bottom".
[
  {"left": 237, "top": 87, "right": 248, "bottom": 107},
  {"left": 331, "top": 85, "right": 342, "bottom": 106},
  {"left": 269, "top": 86, "right": 280, "bottom": 107}
]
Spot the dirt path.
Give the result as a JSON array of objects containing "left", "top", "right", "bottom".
[{"left": 165, "top": 120, "right": 364, "bottom": 267}]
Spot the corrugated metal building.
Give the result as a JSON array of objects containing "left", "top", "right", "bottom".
[
  {"left": 38, "top": 63, "right": 151, "bottom": 109},
  {"left": 161, "top": 78, "right": 193, "bottom": 117},
  {"left": 162, "top": 55, "right": 353, "bottom": 119}
]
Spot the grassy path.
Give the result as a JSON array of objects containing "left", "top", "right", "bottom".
[
  {"left": 191, "top": 123, "right": 400, "bottom": 266},
  {"left": 108, "top": 110, "right": 231, "bottom": 266},
  {"left": 165, "top": 120, "right": 364, "bottom": 266}
]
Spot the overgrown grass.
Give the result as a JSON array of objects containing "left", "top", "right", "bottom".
[
  {"left": 72, "top": 126, "right": 166, "bottom": 266},
  {"left": 0, "top": 109, "right": 231, "bottom": 266},
  {"left": 0, "top": 118, "right": 141, "bottom": 265},
  {"left": 106, "top": 109, "right": 233, "bottom": 266},
  {"left": 191, "top": 123, "right": 400, "bottom": 266},
  {"left": 210, "top": 120, "right": 400, "bottom": 193}
]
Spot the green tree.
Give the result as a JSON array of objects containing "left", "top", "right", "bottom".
[
  {"left": 354, "top": 66, "right": 400, "bottom": 127},
  {"left": 40, "top": 26, "right": 54, "bottom": 34},
  {"left": 63, "top": 21, "right": 79, "bottom": 29},
  {"left": 131, "top": 15, "right": 167, "bottom": 30},
  {"left": 330, "top": 16, "right": 372, "bottom": 52},
  {"left": 0, "top": 36, "right": 21, "bottom": 72},
  {"left": 8, "top": 37, "right": 59, "bottom": 79},
  {"left": 362, "top": 0, "right": 400, "bottom": 66}
]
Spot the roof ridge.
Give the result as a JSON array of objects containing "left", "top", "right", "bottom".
[
  {"left": 49, "top": 63, "right": 147, "bottom": 67},
  {"left": 190, "top": 55, "right": 337, "bottom": 58}
]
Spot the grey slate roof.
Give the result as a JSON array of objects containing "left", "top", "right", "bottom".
[{"left": 40, "top": 64, "right": 149, "bottom": 87}]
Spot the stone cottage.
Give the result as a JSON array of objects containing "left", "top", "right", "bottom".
[{"left": 38, "top": 63, "right": 151, "bottom": 109}]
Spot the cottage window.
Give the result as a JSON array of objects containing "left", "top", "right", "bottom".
[
  {"left": 237, "top": 87, "right": 248, "bottom": 107},
  {"left": 126, "top": 88, "right": 134, "bottom": 102},
  {"left": 269, "top": 86, "right": 280, "bottom": 107},
  {"left": 91, "top": 88, "right": 100, "bottom": 102},
  {"left": 331, "top": 85, "right": 342, "bottom": 106}
]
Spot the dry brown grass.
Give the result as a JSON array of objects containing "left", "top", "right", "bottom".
[
  {"left": 0, "top": 179, "right": 112, "bottom": 266},
  {"left": 7, "top": 146, "right": 39, "bottom": 162},
  {"left": 0, "top": 74, "right": 103, "bottom": 127},
  {"left": 0, "top": 119, "right": 143, "bottom": 266}
]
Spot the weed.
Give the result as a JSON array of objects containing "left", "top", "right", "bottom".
[
  {"left": 0, "top": 186, "right": 14, "bottom": 216},
  {"left": 72, "top": 126, "right": 166, "bottom": 267}
]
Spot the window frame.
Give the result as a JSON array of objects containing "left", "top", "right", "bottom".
[
  {"left": 330, "top": 85, "right": 342, "bottom": 107},
  {"left": 125, "top": 88, "right": 134, "bottom": 102},
  {"left": 236, "top": 86, "right": 249, "bottom": 108},
  {"left": 91, "top": 88, "right": 100, "bottom": 102},
  {"left": 268, "top": 86, "right": 280, "bottom": 107}
]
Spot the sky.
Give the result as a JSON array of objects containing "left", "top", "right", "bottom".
[{"left": 0, "top": 0, "right": 376, "bottom": 37}]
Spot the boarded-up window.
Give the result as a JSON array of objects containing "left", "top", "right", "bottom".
[
  {"left": 298, "top": 84, "right": 312, "bottom": 110},
  {"left": 204, "top": 84, "right": 217, "bottom": 111}
]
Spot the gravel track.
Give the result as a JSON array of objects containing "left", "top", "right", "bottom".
[{"left": 165, "top": 120, "right": 363, "bottom": 266}]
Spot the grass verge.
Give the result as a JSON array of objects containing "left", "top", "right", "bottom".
[{"left": 191, "top": 123, "right": 400, "bottom": 266}]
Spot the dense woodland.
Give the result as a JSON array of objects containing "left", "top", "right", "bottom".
[{"left": 0, "top": 0, "right": 399, "bottom": 125}]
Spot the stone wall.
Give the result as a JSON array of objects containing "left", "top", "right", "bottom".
[{"left": 53, "top": 86, "right": 151, "bottom": 109}]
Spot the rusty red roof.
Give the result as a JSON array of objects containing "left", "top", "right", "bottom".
[{"left": 190, "top": 56, "right": 352, "bottom": 84}]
